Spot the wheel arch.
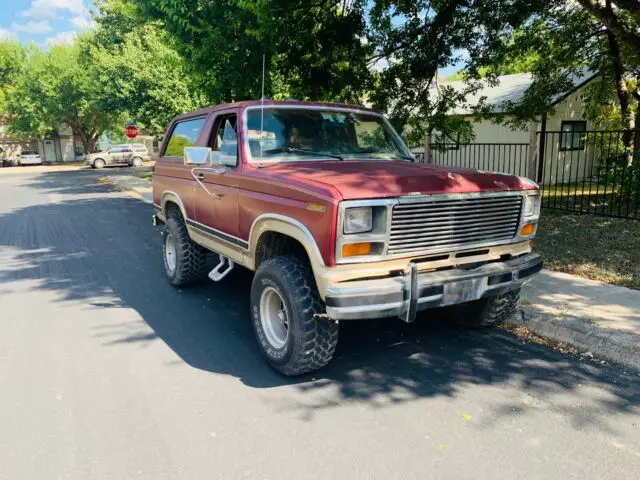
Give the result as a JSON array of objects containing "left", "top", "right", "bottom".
[
  {"left": 248, "top": 215, "right": 328, "bottom": 295},
  {"left": 160, "top": 191, "right": 187, "bottom": 220}
]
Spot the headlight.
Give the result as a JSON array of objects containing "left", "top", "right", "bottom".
[
  {"left": 523, "top": 193, "right": 541, "bottom": 218},
  {"left": 344, "top": 207, "right": 373, "bottom": 234}
]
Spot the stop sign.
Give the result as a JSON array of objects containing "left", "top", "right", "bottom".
[{"left": 125, "top": 125, "right": 138, "bottom": 139}]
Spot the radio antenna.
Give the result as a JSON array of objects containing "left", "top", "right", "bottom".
[{"left": 260, "top": 53, "right": 265, "bottom": 160}]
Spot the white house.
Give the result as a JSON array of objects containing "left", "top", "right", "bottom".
[
  {"left": 415, "top": 71, "right": 602, "bottom": 184},
  {"left": 0, "top": 118, "right": 84, "bottom": 164}
]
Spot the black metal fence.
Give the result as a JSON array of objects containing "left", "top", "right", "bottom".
[
  {"left": 428, "top": 143, "right": 530, "bottom": 177},
  {"left": 421, "top": 131, "right": 640, "bottom": 220},
  {"left": 538, "top": 130, "right": 640, "bottom": 219}
]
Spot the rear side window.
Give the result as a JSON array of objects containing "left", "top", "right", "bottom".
[
  {"left": 164, "top": 117, "right": 206, "bottom": 156},
  {"left": 132, "top": 144, "right": 147, "bottom": 151}
]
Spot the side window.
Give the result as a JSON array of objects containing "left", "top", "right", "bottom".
[
  {"left": 164, "top": 117, "right": 206, "bottom": 156},
  {"left": 211, "top": 114, "right": 238, "bottom": 167},
  {"left": 111, "top": 146, "right": 124, "bottom": 153}
]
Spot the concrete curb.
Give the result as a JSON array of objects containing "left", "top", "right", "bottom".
[{"left": 506, "top": 306, "right": 640, "bottom": 372}]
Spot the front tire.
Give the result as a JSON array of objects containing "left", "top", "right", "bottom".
[
  {"left": 451, "top": 289, "right": 520, "bottom": 329},
  {"left": 162, "top": 216, "right": 208, "bottom": 286},
  {"left": 93, "top": 158, "right": 105, "bottom": 169},
  {"left": 251, "top": 256, "right": 338, "bottom": 376}
]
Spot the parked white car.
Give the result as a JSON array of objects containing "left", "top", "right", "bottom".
[{"left": 19, "top": 151, "right": 43, "bottom": 165}]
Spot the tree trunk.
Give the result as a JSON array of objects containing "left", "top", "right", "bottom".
[
  {"left": 633, "top": 90, "right": 640, "bottom": 155},
  {"left": 606, "top": 29, "right": 634, "bottom": 165},
  {"left": 577, "top": 0, "right": 640, "bottom": 57},
  {"left": 612, "top": 0, "right": 640, "bottom": 25},
  {"left": 86, "top": 134, "right": 99, "bottom": 154},
  {"left": 78, "top": 131, "right": 99, "bottom": 155}
]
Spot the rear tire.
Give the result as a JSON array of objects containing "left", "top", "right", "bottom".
[
  {"left": 131, "top": 157, "right": 143, "bottom": 167},
  {"left": 93, "top": 158, "right": 105, "bottom": 169},
  {"left": 162, "top": 215, "right": 208, "bottom": 287},
  {"left": 250, "top": 256, "right": 338, "bottom": 376},
  {"left": 451, "top": 289, "right": 520, "bottom": 329}
]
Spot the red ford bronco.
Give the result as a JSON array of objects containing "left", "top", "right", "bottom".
[{"left": 152, "top": 100, "right": 542, "bottom": 375}]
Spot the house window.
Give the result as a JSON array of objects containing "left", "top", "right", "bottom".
[{"left": 560, "top": 121, "right": 586, "bottom": 151}]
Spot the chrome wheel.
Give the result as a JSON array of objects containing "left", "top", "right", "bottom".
[
  {"left": 164, "top": 233, "right": 177, "bottom": 274},
  {"left": 259, "top": 286, "right": 289, "bottom": 349}
]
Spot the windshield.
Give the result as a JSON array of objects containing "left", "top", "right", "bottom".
[{"left": 245, "top": 108, "right": 413, "bottom": 162}]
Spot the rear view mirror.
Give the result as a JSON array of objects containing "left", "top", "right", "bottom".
[{"left": 184, "top": 147, "right": 212, "bottom": 166}]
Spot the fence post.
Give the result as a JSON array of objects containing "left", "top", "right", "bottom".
[
  {"left": 423, "top": 130, "right": 431, "bottom": 164},
  {"left": 527, "top": 121, "right": 538, "bottom": 181}
]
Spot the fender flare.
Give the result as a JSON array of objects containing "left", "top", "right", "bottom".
[
  {"left": 248, "top": 214, "right": 327, "bottom": 286},
  {"left": 160, "top": 191, "right": 188, "bottom": 220}
]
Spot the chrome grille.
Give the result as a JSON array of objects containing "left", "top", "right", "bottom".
[{"left": 388, "top": 194, "right": 523, "bottom": 255}]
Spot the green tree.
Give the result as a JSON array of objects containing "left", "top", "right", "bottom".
[
  {"left": 366, "top": 0, "right": 551, "bottom": 141},
  {"left": 479, "top": 1, "right": 640, "bottom": 160},
  {"left": 132, "top": 0, "right": 374, "bottom": 103},
  {"left": 576, "top": 0, "right": 640, "bottom": 56},
  {"left": 88, "top": 0, "right": 207, "bottom": 135},
  {"left": 6, "top": 43, "right": 121, "bottom": 152},
  {"left": 130, "top": 0, "right": 554, "bottom": 143},
  {"left": 0, "top": 40, "right": 25, "bottom": 117}
]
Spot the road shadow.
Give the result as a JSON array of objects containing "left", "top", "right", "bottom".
[{"left": 1, "top": 171, "right": 638, "bottom": 429}]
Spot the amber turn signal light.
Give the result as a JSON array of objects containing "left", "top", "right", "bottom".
[
  {"left": 520, "top": 223, "right": 536, "bottom": 236},
  {"left": 342, "top": 242, "right": 373, "bottom": 257}
]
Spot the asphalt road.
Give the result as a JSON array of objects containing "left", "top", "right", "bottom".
[{"left": 1, "top": 169, "right": 639, "bottom": 480}]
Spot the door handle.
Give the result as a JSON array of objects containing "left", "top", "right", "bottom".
[{"left": 196, "top": 173, "right": 205, "bottom": 180}]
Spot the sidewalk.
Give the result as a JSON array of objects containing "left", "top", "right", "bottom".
[
  {"left": 515, "top": 270, "right": 640, "bottom": 371},
  {"left": 106, "top": 173, "right": 640, "bottom": 371},
  {"left": 106, "top": 173, "right": 153, "bottom": 204}
]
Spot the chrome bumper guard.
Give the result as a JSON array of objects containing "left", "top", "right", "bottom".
[{"left": 325, "top": 253, "right": 542, "bottom": 322}]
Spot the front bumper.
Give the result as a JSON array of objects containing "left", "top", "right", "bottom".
[{"left": 325, "top": 253, "right": 542, "bottom": 321}]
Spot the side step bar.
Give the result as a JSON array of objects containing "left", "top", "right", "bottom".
[{"left": 209, "top": 254, "right": 234, "bottom": 282}]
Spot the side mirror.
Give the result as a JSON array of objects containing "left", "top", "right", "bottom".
[{"left": 184, "top": 146, "right": 212, "bottom": 166}]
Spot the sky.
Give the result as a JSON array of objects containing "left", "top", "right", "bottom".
[{"left": 0, "top": 0, "right": 94, "bottom": 46}]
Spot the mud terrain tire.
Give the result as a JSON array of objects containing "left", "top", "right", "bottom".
[
  {"left": 451, "top": 289, "right": 520, "bottom": 329},
  {"left": 251, "top": 256, "right": 338, "bottom": 376},
  {"left": 163, "top": 215, "right": 208, "bottom": 287}
]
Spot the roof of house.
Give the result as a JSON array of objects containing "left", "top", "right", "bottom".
[{"left": 435, "top": 70, "right": 598, "bottom": 116}]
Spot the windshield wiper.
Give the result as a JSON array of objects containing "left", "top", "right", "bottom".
[{"left": 264, "top": 147, "right": 344, "bottom": 161}]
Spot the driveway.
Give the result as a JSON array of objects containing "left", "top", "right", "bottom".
[{"left": 0, "top": 170, "right": 638, "bottom": 479}]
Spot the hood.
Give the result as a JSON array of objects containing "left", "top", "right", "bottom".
[{"left": 260, "top": 160, "right": 537, "bottom": 200}]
